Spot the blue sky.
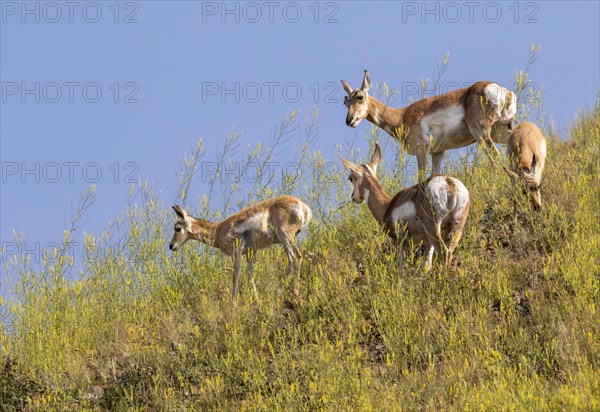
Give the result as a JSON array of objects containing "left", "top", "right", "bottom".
[{"left": 1, "top": 1, "right": 599, "bottom": 280}]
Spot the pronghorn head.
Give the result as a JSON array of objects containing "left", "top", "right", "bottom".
[
  {"left": 169, "top": 205, "right": 193, "bottom": 252},
  {"left": 338, "top": 143, "right": 382, "bottom": 204},
  {"left": 520, "top": 170, "right": 543, "bottom": 210},
  {"left": 341, "top": 70, "right": 371, "bottom": 128}
]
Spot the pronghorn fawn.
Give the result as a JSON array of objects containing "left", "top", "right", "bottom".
[
  {"left": 506, "top": 121, "right": 547, "bottom": 210},
  {"left": 169, "top": 195, "right": 312, "bottom": 300},
  {"left": 339, "top": 144, "right": 470, "bottom": 269},
  {"left": 341, "top": 70, "right": 516, "bottom": 176}
]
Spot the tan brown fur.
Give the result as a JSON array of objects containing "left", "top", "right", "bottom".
[
  {"left": 340, "top": 144, "right": 471, "bottom": 269},
  {"left": 342, "top": 71, "right": 516, "bottom": 176},
  {"left": 169, "top": 195, "right": 312, "bottom": 300},
  {"left": 445, "top": 177, "right": 458, "bottom": 197},
  {"left": 506, "top": 122, "right": 547, "bottom": 209}
]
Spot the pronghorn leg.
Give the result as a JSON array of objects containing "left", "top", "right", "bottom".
[
  {"left": 446, "top": 232, "right": 460, "bottom": 267},
  {"left": 275, "top": 229, "right": 299, "bottom": 297},
  {"left": 397, "top": 238, "right": 406, "bottom": 271},
  {"left": 290, "top": 240, "right": 302, "bottom": 265},
  {"left": 292, "top": 238, "right": 302, "bottom": 295},
  {"left": 288, "top": 237, "right": 303, "bottom": 297},
  {"left": 471, "top": 115, "right": 518, "bottom": 180},
  {"left": 424, "top": 245, "right": 435, "bottom": 271},
  {"left": 416, "top": 146, "right": 428, "bottom": 181},
  {"left": 231, "top": 240, "right": 244, "bottom": 300},
  {"left": 466, "top": 109, "right": 503, "bottom": 169},
  {"left": 478, "top": 101, "right": 502, "bottom": 155},
  {"left": 480, "top": 122, "right": 501, "bottom": 160},
  {"left": 434, "top": 219, "right": 450, "bottom": 267},
  {"left": 484, "top": 119, "right": 502, "bottom": 158},
  {"left": 447, "top": 201, "right": 470, "bottom": 267},
  {"left": 431, "top": 151, "right": 445, "bottom": 175},
  {"left": 281, "top": 239, "right": 297, "bottom": 275},
  {"left": 393, "top": 226, "right": 408, "bottom": 272},
  {"left": 511, "top": 174, "right": 519, "bottom": 222},
  {"left": 246, "top": 250, "right": 259, "bottom": 302}
]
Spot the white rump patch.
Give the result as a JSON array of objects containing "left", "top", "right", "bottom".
[
  {"left": 289, "top": 201, "right": 312, "bottom": 227},
  {"left": 484, "top": 83, "right": 506, "bottom": 109},
  {"left": 540, "top": 137, "right": 547, "bottom": 158},
  {"left": 527, "top": 138, "right": 547, "bottom": 188},
  {"left": 426, "top": 176, "right": 453, "bottom": 215},
  {"left": 430, "top": 176, "right": 470, "bottom": 218},
  {"left": 291, "top": 204, "right": 303, "bottom": 222},
  {"left": 300, "top": 202, "right": 312, "bottom": 227},
  {"left": 505, "top": 90, "right": 517, "bottom": 120},
  {"left": 427, "top": 175, "right": 449, "bottom": 193},
  {"left": 484, "top": 83, "right": 515, "bottom": 121}
]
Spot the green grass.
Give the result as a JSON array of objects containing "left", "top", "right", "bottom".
[{"left": 1, "top": 103, "right": 599, "bottom": 411}]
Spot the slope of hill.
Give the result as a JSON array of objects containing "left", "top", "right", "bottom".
[{"left": 1, "top": 104, "right": 599, "bottom": 410}]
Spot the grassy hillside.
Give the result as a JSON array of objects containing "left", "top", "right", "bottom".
[{"left": 1, "top": 102, "right": 599, "bottom": 410}]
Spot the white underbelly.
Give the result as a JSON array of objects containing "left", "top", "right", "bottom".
[{"left": 421, "top": 106, "right": 471, "bottom": 151}]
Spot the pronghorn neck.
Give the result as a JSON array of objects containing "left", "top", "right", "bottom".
[
  {"left": 362, "top": 171, "right": 392, "bottom": 223},
  {"left": 189, "top": 217, "right": 219, "bottom": 246},
  {"left": 366, "top": 96, "right": 407, "bottom": 139}
]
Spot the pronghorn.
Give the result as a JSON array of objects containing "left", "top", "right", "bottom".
[
  {"left": 506, "top": 121, "right": 547, "bottom": 210},
  {"left": 341, "top": 70, "right": 516, "bottom": 176},
  {"left": 339, "top": 143, "right": 470, "bottom": 268},
  {"left": 169, "top": 195, "right": 312, "bottom": 300}
]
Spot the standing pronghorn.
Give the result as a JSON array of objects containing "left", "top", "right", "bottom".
[
  {"left": 339, "top": 144, "right": 470, "bottom": 268},
  {"left": 341, "top": 70, "right": 516, "bottom": 176},
  {"left": 506, "top": 121, "right": 547, "bottom": 210},
  {"left": 169, "top": 195, "right": 312, "bottom": 300}
]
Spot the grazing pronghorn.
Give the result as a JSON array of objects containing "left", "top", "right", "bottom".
[
  {"left": 341, "top": 70, "right": 516, "bottom": 176},
  {"left": 506, "top": 121, "right": 547, "bottom": 210},
  {"left": 169, "top": 196, "right": 312, "bottom": 300},
  {"left": 339, "top": 144, "right": 470, "bottom": 268}
]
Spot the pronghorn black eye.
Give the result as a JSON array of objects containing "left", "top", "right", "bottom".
[
  {"left": 175, "top": 227, "right": 182, "bottom": 232},
  {"left": 357, "top": 95, "right": 364, "bottom": 101}
]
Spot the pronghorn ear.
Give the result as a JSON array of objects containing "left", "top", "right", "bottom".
[
  {"left": 368, "top": 143, "right": 382, "bottom": 174},
  {"left": 361, "top": 70, "right": 371, "bottom": 92},
  {"left": 338, "top": 154, "right": 360, "bottom": 174},
  {"left": 172, "top": 205, "right": 187, "bottom": 219},
  {"left": 341, "top": 80, "right": 353, "bottom": 95}
]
